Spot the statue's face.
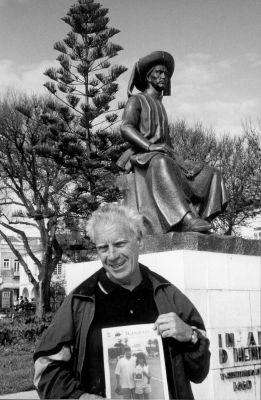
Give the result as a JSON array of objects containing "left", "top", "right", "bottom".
[{"left": 147, "top": 65, "right": 169, "bottom": 92}]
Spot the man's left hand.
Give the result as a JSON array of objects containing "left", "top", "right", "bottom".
[{"left": 154, "top": 312, "right": 192, "bottom": 342}]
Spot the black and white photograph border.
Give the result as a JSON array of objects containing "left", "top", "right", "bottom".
[{"left": 102, "top": 323, "right": 169, "bottom": 400}]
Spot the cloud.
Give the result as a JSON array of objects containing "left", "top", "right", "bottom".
[
  {"left": 0, "top": 59, "right": 56, "bottom": 97},
  {"left": 174, "top": 53, "right": 235, "bottom": 96},
  {"left": 245, "top": 53, "right": 261, "bottom": 68},
  {"left": 162, "top": 53, "right": 261, "bottom": 135},
  {"left": 165, "top": 93, "right": 260, "bottom": 136},
  {"left": 0, "top": 0, "right": 29, "bottom": 5}
]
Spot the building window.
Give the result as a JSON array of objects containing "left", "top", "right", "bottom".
[
  {"left": 14, "top": 259, "right": 20, "bottom": 272},
  {"left": 54, "top": 261, "right": 63, "bottom": 276},
  {"left": 2, "top": 291, "right": 11, "bottom": 309},
  {"left": 3, "top": 259, "right": 10, "bottom": 269},
  {"left": 254, "top": 231, "right": 261, "bottom": 240}
]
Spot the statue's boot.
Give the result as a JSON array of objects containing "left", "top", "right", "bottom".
[{"left": 182, "top": 212, "right": 212, "bottom": 232}]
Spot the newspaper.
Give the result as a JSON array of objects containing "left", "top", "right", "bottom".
[{"left": 102, "top": 323, "right": 169, "bottom": 399}]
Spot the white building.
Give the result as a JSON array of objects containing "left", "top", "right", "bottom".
[
  {"left": 19, "top": 249, "right": 42, "bottom": 301},
  {"left": 0, "top": 236, "right": 22, "bottom": 309},
  {"left": 0, "top": 232, "right": 43, "bottom": 309},
  {"left": 19, "top": 251, "right": 65, "bottom": 302}
]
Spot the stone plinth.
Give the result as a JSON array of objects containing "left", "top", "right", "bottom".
[
  {"left": 142, "top": 231, "right": 261, "bottom": 256},
  {"left": 64, "top": 233, "right": 261, "bottom": 400}
]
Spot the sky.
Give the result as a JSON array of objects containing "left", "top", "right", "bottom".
[{"left": 0, "top": 0, "right": 260, "bottom": 136}]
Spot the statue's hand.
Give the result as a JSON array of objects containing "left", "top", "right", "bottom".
[{"left": 148, "top": 143, "right": 174, "bottom": 158}]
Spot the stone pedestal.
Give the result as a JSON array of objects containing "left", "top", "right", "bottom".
[{"left": 65, "top": 233, "right": 261, "bottom": 400}]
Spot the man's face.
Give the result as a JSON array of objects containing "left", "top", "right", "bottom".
[
  {"left": 93, "top": 218, "right": 141, "bottom": 286},
  {"left": 147, "top": 64, "right": 169, "bottom": 92},
  {"left": 125, "top": 350, "right": 132, "bottom": 359}
]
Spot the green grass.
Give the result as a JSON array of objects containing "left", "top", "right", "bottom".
[
  {"left": 0, "top": 343, "right": 35, "bottom": 395},
  {"left": 0, "top": 312, "right": 53, "bottom": 395}
]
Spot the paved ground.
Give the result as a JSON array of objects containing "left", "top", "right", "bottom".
[{"left": 0, "top": 391, "right": 39, "bottom": 399}]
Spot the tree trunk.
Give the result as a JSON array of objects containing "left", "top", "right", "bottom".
[
  {"left": 34, "top": 275, "right": 52, "bottom": 319},
  {"left": 35, "top": 282, "right": 44, "bottom": 320},
  {"left": 43, "top": 275, "right": 52, "bottom": 313}
]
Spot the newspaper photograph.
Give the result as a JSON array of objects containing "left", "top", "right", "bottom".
[{"left": 102, "top": 323, "right": 169, "bottom": 399}]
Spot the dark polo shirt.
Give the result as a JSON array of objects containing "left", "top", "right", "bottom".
[{"left": 83, "top": 268, "right": 159, "bottom": 396}]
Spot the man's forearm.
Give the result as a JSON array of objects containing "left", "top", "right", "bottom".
[
  {"left": 34, "top": 346, "right": 85, "bottom": 399},
  {"left": 115, "top": 374, "right": 121, "bottom": 387},
  {"left": 183, "top": 333, "right": 211, "bottom": 383}
]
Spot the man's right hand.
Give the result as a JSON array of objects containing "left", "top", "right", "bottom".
[
  {"left": 148, "top": 143, "right": 174, "bottom": 158},
  {"left": 115, "top": 385, "right": 122, "bottom": 395}
]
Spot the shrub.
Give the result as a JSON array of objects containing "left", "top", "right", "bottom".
[{"left": 0, "top": 312, "right": 54, "bottom": 346}]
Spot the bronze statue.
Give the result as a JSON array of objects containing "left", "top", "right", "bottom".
[{"left": 117, "top": 51, "right": 227, "bottom": 234}]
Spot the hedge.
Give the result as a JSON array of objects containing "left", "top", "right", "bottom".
[{"left": 0, "top": 313, "right": 53, "bottom": 346}]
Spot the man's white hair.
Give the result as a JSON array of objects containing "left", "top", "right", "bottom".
[{"left": 86, "top": 203, "right": 144, "bottom": 242}]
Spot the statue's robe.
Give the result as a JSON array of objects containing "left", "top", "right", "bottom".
[{"left": 117, "top": 91, "right": 227, "bottom": 234}]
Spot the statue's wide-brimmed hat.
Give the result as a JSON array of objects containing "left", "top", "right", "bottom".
[{"left": 128, "top": 51, "right": 175, "bottom": 97}]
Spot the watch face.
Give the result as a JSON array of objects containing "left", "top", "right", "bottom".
[{"left": 191, "top": 330, "right": 198, "bottom": 344}]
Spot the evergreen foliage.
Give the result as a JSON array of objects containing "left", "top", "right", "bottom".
[{"left": 42, "top": 0, "right": 128, "bottom": 216}]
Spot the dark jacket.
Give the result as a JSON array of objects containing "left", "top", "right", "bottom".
[{"left": 34, "top": 265, "right": 210, "bottom": 399}]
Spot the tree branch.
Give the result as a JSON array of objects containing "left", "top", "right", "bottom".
[
  {"left": 9, "top": 220, "right": 39, "bottom": 228},
  {"left": 0, "top": 201, "right": 24, "bottom": 207},
  {"left": 0, "top": 221, "right": 42, "bottom": 269}
]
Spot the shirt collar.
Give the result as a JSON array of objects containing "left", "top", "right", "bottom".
[{"left": 72, "top": 264, "right": 170, "bottom": 298}]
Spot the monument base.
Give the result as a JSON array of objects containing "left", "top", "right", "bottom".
[
  {"left": 65, "top": 234, "right": 261, "bottom": 400},
  {"left": 139, "top": 249, "right": 261, "bottom": 400}
]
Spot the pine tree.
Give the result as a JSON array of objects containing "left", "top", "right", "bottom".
[{"left": 42, "top": 0, "right": 127, "bottom": 215}]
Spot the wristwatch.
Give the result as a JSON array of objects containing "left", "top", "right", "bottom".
[{"left": 190, "top": 327, "right": 199, "bottom": 344}]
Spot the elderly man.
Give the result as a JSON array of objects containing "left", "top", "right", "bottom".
[
  {"left": 34, "top": 203, "right": 210, "bottom": 399},
  {"left": 117, "top": 51, "right": 227, "bottom": 234}
]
